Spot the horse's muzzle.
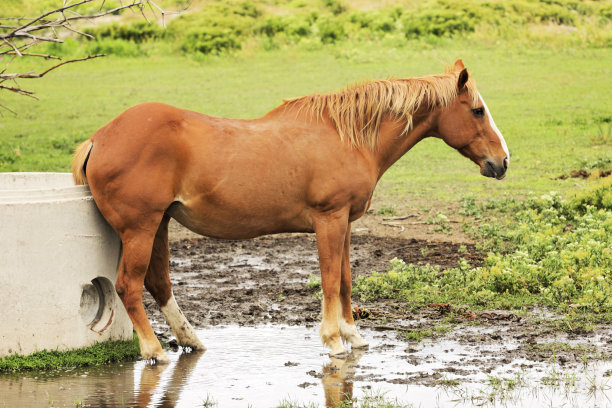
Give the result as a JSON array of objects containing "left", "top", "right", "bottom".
[{"left": 482, "top": 157, "right": 508, "bottom": 180}]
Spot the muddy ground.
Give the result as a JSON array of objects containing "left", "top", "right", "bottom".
[
  {"left": 142, "top": 215, "right": 611, "bottom": 387},
  {"left": 145, "top": 213, "right": 482, "bottom": 330}
]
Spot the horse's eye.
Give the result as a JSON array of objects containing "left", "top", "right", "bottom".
[{"left": 471, "top": 107, "right": 485, "bottom": 118}]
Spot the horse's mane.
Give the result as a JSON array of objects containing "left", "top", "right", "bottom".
[{"left": 282, "top": 67, "right": 479, "bottom": 150}]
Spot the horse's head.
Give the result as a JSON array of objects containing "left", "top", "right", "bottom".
[{"left": 435, "top": 60, "right": 509, "bottom": 180}]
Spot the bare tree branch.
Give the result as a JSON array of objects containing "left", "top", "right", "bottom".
[
  {"left": 4, "top": 51, "right": 61, "bottom": 59},
  {"left": 1, "top": 54, "right": 105, "bottom": 81},
  {"left": 0, "top": 0, "right": 175, "bottom": 111}
]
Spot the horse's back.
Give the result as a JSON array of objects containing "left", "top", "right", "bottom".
[{"left": 85, "top": 102, "right": 376, "bottom": 238}]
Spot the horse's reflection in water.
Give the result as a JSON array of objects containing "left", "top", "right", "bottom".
[
  {"left": 133, "top": 348, "right": 363, "bottom": 408},
  {"left": 322, "top": 350, "right": 365, "bottom": 408},
  {"left": 135, "top": 350, "right": 205, "bottom": 408}
]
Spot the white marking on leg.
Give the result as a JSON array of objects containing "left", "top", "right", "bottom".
[
  {"left": 160, "top": 293, "right": 205, "bottom": 350},
  {"left": 479, "top": 92, "right": 510, "bottom": 161},
  {"left": 320, "top": 298, "right": 347, "bottom": 356},
  {"left": 337, "top": 304, "right": 369, "bottom": 349}
]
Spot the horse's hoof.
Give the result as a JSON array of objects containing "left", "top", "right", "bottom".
[
  {"left": 183, "top": 345, "right": 207, "bottom": 353},
  {"left": 151, "top": 353, "right": 171, "bottom": 365},
  {"left": 183, "top": 339, "right": 206, "bottom": 351}
]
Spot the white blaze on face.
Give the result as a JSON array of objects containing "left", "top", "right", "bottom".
[{"left": 478, "top": 92, "right": 510, "bottom": 162}]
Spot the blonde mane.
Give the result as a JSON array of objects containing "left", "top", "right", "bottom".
[{"left": 283, "top": 67, "right": 478, "bottom": 150}]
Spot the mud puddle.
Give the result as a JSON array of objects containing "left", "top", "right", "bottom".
[{"left": 1, "top": 325, "right": 610, "bottom": 407}]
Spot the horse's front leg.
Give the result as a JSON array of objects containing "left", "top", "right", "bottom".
[
  {"left": 339, "top": 224, "right": 369, "bottom": 349},
  {"left": 313, "top": 210, "right": 349, "bottom": 356}
]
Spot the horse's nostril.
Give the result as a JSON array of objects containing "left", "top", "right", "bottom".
[{"left": 503, "top": 157, "right": 509, "bottom": 170}]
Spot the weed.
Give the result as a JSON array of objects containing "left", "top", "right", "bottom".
[
  {"left": 275, "top": 398, "right": 318, "bottom": 408},
  {"left": 306, "top": 274, "right": 321, "bottom": 290},
  {"left": 277, "top": 390, "right": 413, "bottom": 407},
  {"left": 401, "top": 329, "right": 432, "bottom": 341},
  {"left": 580, "top": 156, "right": 612, "bottom": 171},
  {"left": 589, "top": 123, "right": 612, "bottom": 146},
  {"left": 376, "top": 205, "right": 397, "bottom": 216},
  {"left": 459, "top": 196, "right": 481, "bottom": 218},
  {"left": 585, "top": 372, "right": 611, "bottom": 399},
  {"left": 437, "top": 376, "right": 461, "bottom": 388},
  {"left": 475, "top": 372, "right": 527, "bottom": 405},
  {"left": 426, "top": 212, "right": 451, "bottom": 233},
  {"left": 201, "top": 393, "right": 217, "bottom": 407},
  {"left": 45, "top": 391, "right": 54, "bottom": 407},
  {"left": 401, "top": 325, "right": 450, "bottom": 342}
]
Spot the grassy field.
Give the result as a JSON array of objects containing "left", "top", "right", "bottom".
[{"left": 1, "top": 42, "right": 610, "bottom": 205}]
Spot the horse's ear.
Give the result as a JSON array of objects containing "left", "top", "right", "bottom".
[
  {"left": 457, "top": 68, "right": 469, "bottom": 91},
  {"left": 454, "top": 59, "right": 465, "bottom": 71}
]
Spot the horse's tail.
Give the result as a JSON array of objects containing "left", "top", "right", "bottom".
[{"left": 72, "top": 140, "right": 93, "bottom": 185}]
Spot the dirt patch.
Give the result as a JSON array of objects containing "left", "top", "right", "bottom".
[
  {"left": 556, "top": 168, "right": 612, "bottom": 179},
  {"left": 144, "top": 232, "right": 482, "bottom": 330}
]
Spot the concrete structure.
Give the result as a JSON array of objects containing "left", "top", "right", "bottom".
[{"left": 0, "top": 173, "right": 132, "bottom": 357}]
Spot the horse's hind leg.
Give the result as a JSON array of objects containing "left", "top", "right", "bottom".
[
  {"left": 144, "top": 214, "right": 205, "bottom": 351},
  {"left": 338, "top": 224, "right": 368, "bottom": 349},
  {"left": 116, "top": 222, "right": 169, "bottom": 363}
]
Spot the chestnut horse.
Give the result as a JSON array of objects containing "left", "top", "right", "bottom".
[{"left": 72, "top": 60, "right": 508, "bottom": 363}]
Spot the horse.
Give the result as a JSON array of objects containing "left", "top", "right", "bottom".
[{"left": 72, "top": 59, "right": 509, "bottom": 364}]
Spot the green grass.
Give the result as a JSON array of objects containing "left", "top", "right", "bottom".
[
  {"left": 1, "top": 42, "right": 610, "bottom": 205},
  {"left": 401, "top": 325, "right": 452, "bottom": 342},
  {"left": 0, "top": 334, "right": 140, "bottom": 372}
]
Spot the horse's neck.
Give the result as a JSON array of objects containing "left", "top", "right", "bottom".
[
  {"left": 263, "top": 101, "right": 436, "bottom": 179},
  {"left": 374, "top": 109, "right": 436, "bottom": 179}
]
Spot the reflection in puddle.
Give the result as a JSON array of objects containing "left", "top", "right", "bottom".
[{"left": 0, "top": 325, "right": 610, "bottom": 407}]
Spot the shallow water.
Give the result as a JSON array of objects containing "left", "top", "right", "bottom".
[{"left": 1, "top": 325, "right": 610, "bottom": 407}]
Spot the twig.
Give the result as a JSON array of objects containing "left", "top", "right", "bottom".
[
  {"left": 0, "top": 101, "right": 18, "bottom": 115},
  {"left": 382, "top": 215, "right": 417, "bottom": 221},
  {"left": 2, "top": 38, "right": 21, "bottom": 56},
  {"left": 4, "top": 51, "right": 62, "bottom": 60},
  {"left": 1, "top": 54, "right": 105, "bottom": 80},
  {"left": 0, "top": 84, "right": 38, "bottom": 98}
]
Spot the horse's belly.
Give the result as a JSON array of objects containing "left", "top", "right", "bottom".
[{"left": 166, "top": 201, "right": 313, "bottom": 240}]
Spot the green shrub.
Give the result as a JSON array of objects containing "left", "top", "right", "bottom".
[
  {"left": 322, "top": 0, "right": 347, "bottom": 16},
  {"left": 180, "top": 27, "right": 242, "bottom": 54},
  {"left": 318, "top": 16, "right": 346, "bottom": 43},
  {"left": 403, "top": 4, "right": 481, "bottom": 38},
  {"left": 83, "top": 21, "right": 163, "bottom": 43},
  {"left": 569, "top": 177, "right": 612, "bottom": 212},
  {"left": 8, "top": 0, "right": 609, "bottom": 58}
]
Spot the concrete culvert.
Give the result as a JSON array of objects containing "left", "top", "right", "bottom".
[{"left": 0, "top": 173, "right": 132, "bottom": 357}]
